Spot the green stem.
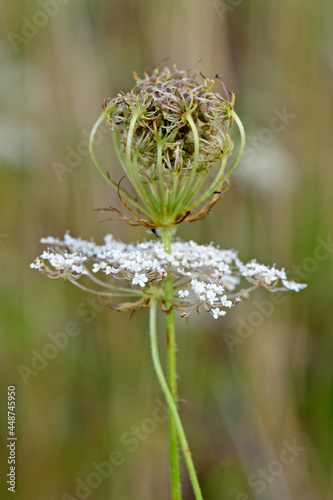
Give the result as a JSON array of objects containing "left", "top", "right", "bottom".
[
  {"left": 161, "top": 227, "right": 182, "bottom": 500},
  {"left": 181, "top": 112, "right": 200, "bottom": 194},
  {"left": 125, "top": 113, "right": 156, "bottom": 213},
  {"left": 89, "top": 113, "right": 152, "bottom": 218},
  {"left": 112, "top": 130, "right": 131, "bottom": 178},
  {"left": 89, "top": 113, "right": 114, "bottom": 186},
  {"left": 223, "top": 110, "right": 246, "bottom": 180},
  {"left": 168, "top": 173, "right": 180, "bottom": 215},
  {"left": 132, "top": 152, "right": 161, "bottom": 213},
  {"left": 172, "top": 111, "right": 200, "bottom": 213},
  {"left": 187, "top": 154, "right": 229, "bottom": 212},
  {"left": 149, "top": 299, "right": 204, "bottom": 500},
  {"left": 165, "top": 279, "right": 181, "bottom": 498},
  {"left": 181, "top": 132, "right": 233, "bottom": 210},
  {"left": 157, "top": 141, "right": 166, "bottom": 215}
]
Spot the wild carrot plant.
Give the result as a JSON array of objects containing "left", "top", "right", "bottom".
[{"left": 31, "top": 66, "right": 306, "bottom": 499}]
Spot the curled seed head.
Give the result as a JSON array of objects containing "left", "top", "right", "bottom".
[{"left": 103, "top": 66, "right": 234, "bottom": 187}]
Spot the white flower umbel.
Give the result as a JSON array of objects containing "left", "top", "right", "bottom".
[{"left": 31, "top": 232, "right": 306, "bottom": 319}]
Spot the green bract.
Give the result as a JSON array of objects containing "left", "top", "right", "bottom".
[{"left": 90, "top": 66, "right": 245, "bottom": 228}]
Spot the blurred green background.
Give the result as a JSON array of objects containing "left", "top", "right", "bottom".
[{"left": 1, "top": 0, "right": 333, "bottom": 498}]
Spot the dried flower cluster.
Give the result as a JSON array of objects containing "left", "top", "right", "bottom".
[
  {"left": 91, "top": 65, "right": 244, "bottom": 228},
  {"left": 31, "top": 233, "right": 306, "bottom": 319},
  {"left": 103, "top": 66, "right": 233, "bottom": 185}
]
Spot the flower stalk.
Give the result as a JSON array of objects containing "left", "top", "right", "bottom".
[
  {"left": 149, "top": 299, "right": 204, "bottom": 500},
  {"left": 30, "top": 64, "right": 307, "bottom": 500},
  {"left": 161, "top": 226, "right": 182, "bottom": 499}
]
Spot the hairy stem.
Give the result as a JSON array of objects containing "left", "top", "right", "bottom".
[
  {"left": 89, "top": 114, "right": 152, "bottom": 217},
  {"left": 161, "top": 226, "right": 182, "bottom": 499},
  {"left": 149, "top": 299, "right": 204, "bottom": 500}
]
